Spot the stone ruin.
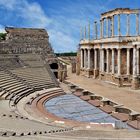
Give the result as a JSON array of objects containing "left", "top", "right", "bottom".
[
  {"left": 77, "top": 8, "right": 140, "bottom": 89},
  {"left": 0, "top": 27, "right": 67, "bottom": 81}
]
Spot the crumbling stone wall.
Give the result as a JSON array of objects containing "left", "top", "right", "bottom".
[{"left": 0, "top": 27, "right": 54, "bottom": 57}]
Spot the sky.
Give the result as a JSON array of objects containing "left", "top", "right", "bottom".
[{"left": 0, "top": 0, "right": 140, "bottom": 53}]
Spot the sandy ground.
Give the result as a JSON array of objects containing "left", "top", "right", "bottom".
[{"left": 66, "top": 67, "right": 140, "bottom": 113}]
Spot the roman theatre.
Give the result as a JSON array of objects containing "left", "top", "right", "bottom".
[
  {"left": 1, "top": 8, "right": 140, "bottom": 140},
  {"left": 79, "top": 8, "right": 140, "bottom": 89}
]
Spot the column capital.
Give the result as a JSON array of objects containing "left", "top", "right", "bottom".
[
  {"left": 111, "top": 48, "right": 115, "bottom": 50},
  {"left": 105, "top": 48, "right": 110, "bottom": 50},
  {"left": 87, "top": 48, "right": 91, "bottom": 50},
  {"left": 99, "top": 48, "right": 103, "bottom": 50},
  {"left": 127, "top": 48, "right": 131, "bottom": 50},
  {"left": 134, "top": 45, "right": 137, "bottom": 48},
  {"left": 118, "top": 47, "right": 121, "bottom": 50}
]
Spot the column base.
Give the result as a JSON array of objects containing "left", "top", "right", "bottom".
[
  {"left": 99, "top": 71, "right": 105, "bottom": 80},
  {"left": 113, "top": 75, "right": 123, "bottom": 87},
  {"left": 86, "top": 69, "right": 94, "bottom": 78},
  {"left": 118, "top": 77, "right": 123, "bottom": 87},
  {"left": 93, "top": 69, "right": 99, "bottom": 79},
  {"left": 131, "top": 76, "right": 140, "bottom": 90}
]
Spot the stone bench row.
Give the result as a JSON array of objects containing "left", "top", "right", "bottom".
[
  {"left": 0, "top": 128, "right": 73, "bottom": 137},
  {"left": 0, "top": 70, "right": 32, "bottom": 100},
  {"left": 11, "top": 68, "right": 55, "bottom": 90},
  {"left": 1, "top": 114, "right": 28, "bottom": 120},
  {"left": 67, "top": 82, "right": 140, "bottom": 129}
]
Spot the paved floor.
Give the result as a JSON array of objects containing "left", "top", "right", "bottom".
[
  {"left": 66, "top": 68, "right": 140, "bottom": 113},
  {"left": 45, "top": 94, "right": 132, "bottom": 129}
]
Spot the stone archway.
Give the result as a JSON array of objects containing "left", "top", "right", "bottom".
[
  {"left": 49, "top": 63, "right": 58, "bottom": 78},
  {"left": 50, "top": 63, "right": 58, "bottom": 69}
]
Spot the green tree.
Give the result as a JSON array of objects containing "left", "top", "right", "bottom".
[{"left": 0, "top": 33, "right": 6, "bottom": 40}]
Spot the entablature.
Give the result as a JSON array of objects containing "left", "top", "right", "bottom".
[{"left": 101, "top": 8, "right": 140, "bottom": 19}]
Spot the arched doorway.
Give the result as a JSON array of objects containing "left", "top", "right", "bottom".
[
  {"left": 49, "top": 63, "right": 58, "bottom": 78},
  {"left": 50, "top": 63, "right": 58, "bottom": 69}
]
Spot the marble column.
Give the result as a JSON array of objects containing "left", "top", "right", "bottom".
[
  {"left": 126, "top": 14, "right": 130, "bottom": 36},
  {"left": 100, "top": 20, "right": 102, "bottom": 38},
  {"left": 94, "top": 49, "right": 97, "bottom": 70},
  {"left": 136, "top": 13, "right": 139, "bottom": 35},
  {"left": 118, "top": 14, "right": 121, "bottom": 36},
  {"left": 84, "top": 26, "right": 86, "bottom": 39},
  {"left": 102, "top": 49, "right": 104, "bottom": 72},
  {"left": 84, "top": 49, "right": 87, "bottom": 68},
  {"left": 87, "top": 48, "right": 91, "bottom": 69},
  {"left": 100, "top": 49, "right": 102, "bottom": 71},
  {"left": 118, "top": 48, "right": 121, "bottom": 75},
  {"left": 80, "top": 27, "right": 83, "bottom": 40},
  {"left": 111, "top": 15, "right": 114, "bottom": 37},
  {"left": 106, "top": 18, "right": 109, "bottom": 37},
  {"left": 94, "top": 21, "right": 97, "bottom": 39},
  {"left": 112, "top": 48, "right": 115, "bottom": 74},
  {"left": 106, "top": 49, "right": 110, "bottom": 73},
  {"left": 81, "top": 49, "right": 83, "bottom": 68},
  {"left": 127, "top": 48, "right": 130, "bottom": 75},
  {"left": 133, "top": 47, "right": 137, "bottom": 76},
  {"left": 88, "top": 22, "right": 90, "bottom": 40},
  {"left": 137, "top": 48, "right": 139, "bottom": 75},
  {"left": 102, "top": 19, "right": 104, "bottom": 38}
]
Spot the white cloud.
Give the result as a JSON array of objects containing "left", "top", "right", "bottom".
[
  {"left": 0, "top": 0, "right": 79, "bottom": 52},
  {"left": 0, "top": 25, "right": 6, "bottom": 33},
  {"left": 0, "top": 0, "right": 51, "bottom": 28},
  {"left": 0, "top": 0, "right": 111, "bottom": 52},
  {"left": 0, "top": 0, "right": 17, "bottom": 10},
  {"left": 48, "top": 29, "right": 78, "bottom": 52}
]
